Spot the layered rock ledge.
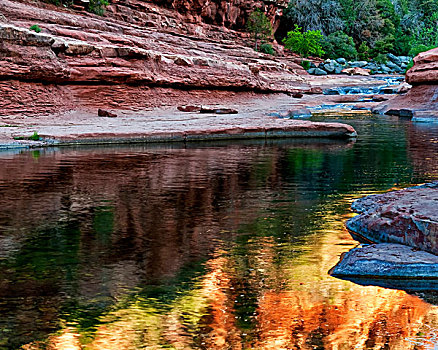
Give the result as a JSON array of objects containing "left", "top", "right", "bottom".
[
  {"left": 0, "top": 93, "right": 357, "bottom": 148},
  {"left": 374, "top": 48, "right": 438, "bottom": 120},
  {"left": 0, "top": 0, "right": 307, "bottom": 93},
  {"left": 346, "top": 182, "right": 438, "bottom": 255},
  {"left": 330, "top": 243, "right": 438, "bottom": 292},
  {"left": 330, "top": 243, "right": 438, "bottom": 279}
]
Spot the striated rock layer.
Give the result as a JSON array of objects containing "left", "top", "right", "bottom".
[
  {"left": 0, "top": 0, "right": 307, "bottom": 98},
  {"left": 346, "top": 182, "right": 438, "bottom": 255},
  {"left": 375, "top": 48, "right": 438, "bottom": 120},
  {"left": 0, "top": 0, "right": 361, "bottom": 145}
]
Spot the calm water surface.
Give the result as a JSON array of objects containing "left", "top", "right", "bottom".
[{"left": 0, "top": 116, "right": 438, "bottom": 349}]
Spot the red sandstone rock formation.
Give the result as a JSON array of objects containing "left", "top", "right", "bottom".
[
  {"left": 375, "top": 48, "right": 438, "bottom": 119},
  {"left": 0, "top": 0, "right": 308, "bottom": 118}
]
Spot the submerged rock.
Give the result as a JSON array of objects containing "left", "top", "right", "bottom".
[{"left": 346, "top": 182, "right": 438, "bottom": 255}]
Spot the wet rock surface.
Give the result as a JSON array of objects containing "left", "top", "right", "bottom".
[
  {"left": 330, "top": 243, "right": 438, "bottom": 279},
  {"left": 346, "top": 182, "right": 438, "bottom": 255},
  {"left": 375, "top": 48, "right": 438, "bottom": 120}
]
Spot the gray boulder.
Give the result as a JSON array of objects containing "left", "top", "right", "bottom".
[
  {"left": 336, "top": 57, "right": 347, "bottom": 65},
  {"left": 314, "top": 68, "right": 327, "bottom": 75},
  {"left": 334, "top": 66, "right": 344, "bottom": 74},
  {"left": 324, "top": 62, "right": 336, "bottom": 73},
  {"left": 330, "top": 243, "right": 438, "bottom": 279},
  {"left": 349, "top": 61, "right": 368, "bottom": 68},
  {"left": 398, "top": 56, "right": 411, "bottom": 64},
  {"left": 380, "top": 64, "right": 391, "bottom": 73},
  {"left": 387, "top": 53, "right": 402, "bottom": 66}
]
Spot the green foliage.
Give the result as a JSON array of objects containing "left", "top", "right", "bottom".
[
  {"left": 357, "top": 42, "right": 370, "bottom": 61},
  {"left": 29, "top": 24, "right": 41, "bottom": 33},
  {"left": 409, "top": 44, "right": 436, "bottom": 57},
  {"left": 405, "top": 59, "right": 414, "bottom": 73},
  {"left": 279, "top": 0, "right": 438, "bottom": 58},
  {"left": 322, "top": 31, "right": 357, "bottom": 59},
  {"left": 283, "top": 0, "right": 344, "bottom": 35},
  {"left": 88, "top": 0, "right": 109, "bottom": 15},
  {"left": 301, "top": 60, "right": 311, "bottom": 70},
  {"left": 373, "top": 53, "right": 387, "bottom": 64},
  {"left": 13, "top": 132, "right": 40, "bottom": 141},
  {"left": 369, "top": 37, "right": 394, "bottom": 58},
  {"left": 29, "top": 132, "right": 40, "bottom": 141},
  {"left": 283, "top": 25, "right": 325, "bottom": 57},
  {"left": 247, "top": 9, "right": 273, "bottom": 51},
  {"left": 259, "top": 43, "right": 274, "bottom": 55}
]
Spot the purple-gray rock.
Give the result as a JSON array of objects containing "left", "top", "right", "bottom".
[
  {"left": 346, "top": 182, "right": 438, "bottom": 255},
  {"left": 330, "top": 243, "right": 438, "bottom": 279}
]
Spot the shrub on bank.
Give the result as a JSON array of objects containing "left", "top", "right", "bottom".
[
  {"left": 89, "top": 0, "right": 109, "bottom": 15},
  {"left": 322, "top": 32, "right": 357, "bottom": 60},
  {"left": 283, "top": 25, "right": 325, "bottom": 57},
  {"left": 246, "top": 10, "right": 273, "bottom": 51},
  {"left": 260, "top": 43, "right": 275, "bottom": 55},
  {"left": 29, "top": 24, "right": 42, "bottom": 33}
]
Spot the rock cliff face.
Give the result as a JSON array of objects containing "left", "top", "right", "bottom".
[
  {"left": 0, "top": 0, "right": 307, "bottom": 116},
  {"left": 108, "top": 0, "right": 287, "bottom": 34},
  {"left": 375, "top": 48, "right": 438, "bottom": 120},
  {"left": 406, "top": 48, "right": 438, "bottom": 85}
]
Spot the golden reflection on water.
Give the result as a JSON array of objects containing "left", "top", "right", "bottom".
[
  {"left": 7, "top": 121, "right": 438, "bottom": 349},
  {"left": 22, "top": 210, "right": 438, "bottom": 350}
]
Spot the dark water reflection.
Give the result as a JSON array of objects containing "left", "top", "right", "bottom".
[{"left": 0, "top": 117, "right": 438, "bottom": 349}]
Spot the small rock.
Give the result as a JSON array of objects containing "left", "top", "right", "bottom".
[
  {"left": 291, "top": 92, "right": 303, "bottom": 98},
  {"left": 372, "top": 95, "right": 388, "bottom": 102},
  {"left": 385, "top": 109, "right": 400, "bottom": 116},
  {"left": 336, "top": 57, "right": 346, "bottom": 65},
  {"left": 200, "top": 107, "right": 238, "bottom": 114},
  {"left": 98, "top": 108, "right": 117, "bottom": 118},
  {"left": 380, "top": 87, "right": 395, "bottom": 94},
  {"left": 399, "top": 109, "right": 414, "bottom": 118},
  {"left": 394, "top": 83, "right": 411, "bottom": 94},
  {"left": 177, "top": 105, "right": 201, "bottom": 112},
  {"left": 309, "top": 87, "right": 323, "bottom": 94},
  {"left": 287, "top": 108, "right": 312, "bottom": 119},
  {"left": 324, "top": 62, "right": 336, "bottom": 73},
  {"left": 341, "top": 67, "right": 370, "bottom": 76},
  {"left": 334, "top": 66, "right": 344, "bottom": 74},
  {"left": 323, "top": 88, "right": 340, "bottom": 95}
]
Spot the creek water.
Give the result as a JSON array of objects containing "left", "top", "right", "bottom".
[{"left": 0, "top": 115, "right": 438, "bottom": 349}]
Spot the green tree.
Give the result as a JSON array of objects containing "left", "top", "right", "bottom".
[
  {"left": 283, "top": 25, "right": 325, "bottom": 57},
  {"left": 322, "top": 31, "right": 357, "bottom": 59},
  {"left": 88, "top": 0, "right": 109, "bottom": 15},
  {"left": 246, "top": 9, "right": 273, "bottom": 51},
  {"left": 283, "top": 0, "right": 344, "bottom": 35}
]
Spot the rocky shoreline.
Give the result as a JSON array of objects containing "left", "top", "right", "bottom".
[
  {"left": 331, "top": 182, "right": 438, "bottom": 287},
  {"left": 308, "top": 54, "right": 411, "bottom": 76}
]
